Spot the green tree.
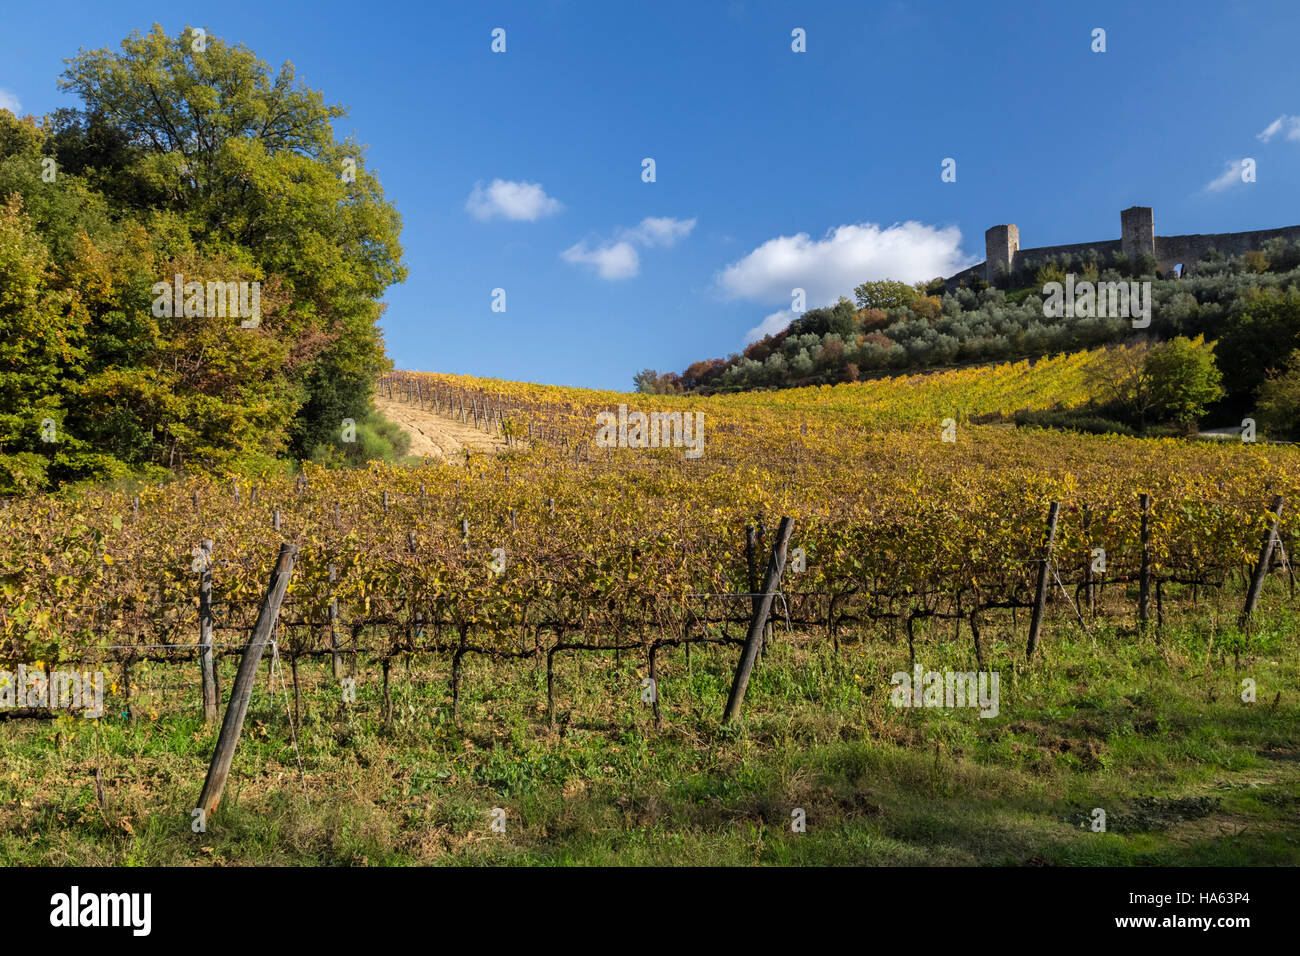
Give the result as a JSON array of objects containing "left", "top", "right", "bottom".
[
  {"left": 1143, "top": 335, "right": 1224, "bottom": 429},
  {"left": 0, "top": 195, "right": 83, "bottom": 493},
  {"left": 1213, "top": 287, "right": 1300, "bottom": 411},
  {"left": 1084, "top": 344, "right": 1153, "bottom": 423},
  {"left": 854, "top": 279, "right": 919, "bottom": 311},
  {"left": 59, "top": 24, "right": 406, "bottom": 458},
  {"left": 633, "top": 369, "right": 661, "bottom": 394},
  {"left": 789, "top": 297, "right": 857, "bottom": 338},
  {"left": 1034, "top": 263, "right": 1066, "bottom": 288},
  {"left": 1255, "top": 350, "right": 1300, "bottom": 441}
]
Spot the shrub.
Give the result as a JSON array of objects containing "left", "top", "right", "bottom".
[
  {"left": 1034, "top": 262, "right": 1066, "bottom": 288},
  {"left": 857, "top": 308, "right": 890, "bottom": 332},
  {"left": 1243, "top": 250, "right": 1271, "bottom": 274},
  {"left": 1014, "top": 409, "right": 1139, "bottom": 437},
  {"left": 789, "top": 298, "right": 857, "bottom": 338},
  {"left": 910, "top": 295, "right": 943, "bottom": 322},
  {"left": 1255, "top": 350, "right": 1300, "bottom": 441},
  {"left": 310, "top": 413, "right": 411, "bottom": 468}
]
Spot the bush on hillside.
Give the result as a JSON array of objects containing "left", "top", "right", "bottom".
[
  {"left": 309, "top": 413, "right": 411, "bottom": 468},
  {"left": 1255, "top": 350, "right": 1300, "bottom": 442}
]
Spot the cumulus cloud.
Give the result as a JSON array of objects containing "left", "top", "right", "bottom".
[
  {"left": 0, "top": 88, "right": 21, "bottom": 114},
  {"left": 745, "top": 310, "right": 799, "bottom": 344},
  {"left": 619, "top": 216, "right": 696, "bottom": 247},
  {"left": 1257, "top": 115, "right": 1300, "bottom": 143},
  {"left": 716, "top": 221, "right": 976, "bottom": 308},
  {"left": 562, "top": 216, "right": 696, "bottom": 280},
  {"left": 1204, "top": 159, "right": 1248, "bottom": 193},
  {"left": 466, "top": 179, "right": 563, "bottom": 222},
  {"left": 560, "top": 240, "right": 640, "bottom": 280}
]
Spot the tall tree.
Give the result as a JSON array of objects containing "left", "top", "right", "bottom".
[{"left": 59, "top": 24, "right": 406, "bottom": 456}]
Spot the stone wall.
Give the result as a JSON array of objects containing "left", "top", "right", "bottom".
[
  {"left": 945, "top": 263, "right": 984, "bottom": 289},
  {"left": 1013, "top": 238, "right": 1123, "bottom": 271},
  {"left": 944, "top": 206, "right": 1300, "bottom": 291},
  {"left": 1155, "top": 226, "right": 1300, "bottom": 274}
]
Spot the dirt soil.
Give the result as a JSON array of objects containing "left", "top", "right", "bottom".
[{"left": 374, "top": 392, "right": 512, "bottom": 463}]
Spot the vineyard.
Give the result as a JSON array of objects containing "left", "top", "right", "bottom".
[
  {"left": 5, "top": 4, "right": 1298, "bottom": 886},
  {"left": 2, "top": 349, "right": 1298, "bottom": 865},
  {"left": 3, "top": 348, "right": 1298, "bottom": 709}
]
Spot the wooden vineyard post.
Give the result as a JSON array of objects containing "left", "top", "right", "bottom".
[
  {"left": 382, "top": 657, "right": 393, "bottom": 726},
  {"left": 744, "top": 526, "right": 763, "bottom": 655},
  {"left": 1025, "top": 501, "right": 1060, "bottom": 660},
  {"left": 197, "top": 543, "right": 299, "bottom": 818},
  {"left": 199, "top": 538, "right": 218, "bottom": 723},
  {"left": 1082, "top": 507, "right": 1094, "bottom": 614},
  {"left": 1240, "top": 495, "right": 1285, "bottom": 628},
  {"left": 121, "top": 658, "right": 137, "bottom": 721},
  {"left": 1138, "top": 494, "right": 1152, "bottom": 628},
  {"left": 723, "top": 516, "right": 794, "bottom": 725},
  {"left": 648, "top": 645, "right": 661, "bottom": 729},
  {"left": 407, "top": 529, "right": 424, "bottom": 661},
  {"left": 755, "top": 519, "right": 773, "bottom": 649},
  {"left": 329, "top": 564, "right": 342, "bottom": 680}
]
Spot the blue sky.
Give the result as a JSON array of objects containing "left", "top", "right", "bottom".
[{"left": 3, "top": 0, "right": 1299, "bottom": 390}]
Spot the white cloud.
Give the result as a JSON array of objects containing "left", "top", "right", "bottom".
[
  {"left": 561, "top": 240, "right": 640, "bottom": 280},
  {"left": 1257, "top": 117, "right": 1284, "bottom": 142},
  {"left": 466, "top": 179, "right": 563, "bottom": 222},
  {"left": 0, "top": 88, "right": 21, "bottom": 114},
  {"left": 562, "top": 215, "right": 696, "bottom": 280},
  {"left": 619, "top": 216, "right": 696, "bottom": 247},
  {"left": 1257, "top": 115, "right": 1300, "bottom": 143},
  {"left": 715, "top": 221, "right": 976, "bottom": 308},
  {"left": 745, "top": 310, "right": 798, "bottom": 344},
  {"left": 1204, "top": 159, "right": 1247, "bottom": 193}
]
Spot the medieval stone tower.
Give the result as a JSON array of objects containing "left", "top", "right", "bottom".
[
  {"left": 984, "top": 224, "right": 1019, "bottom": 282},
  {"left": 1120, "top": 206, "right": 1155, "bottom": 263}
]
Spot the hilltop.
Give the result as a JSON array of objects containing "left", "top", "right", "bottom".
[{"left": 641, "top": 247, "right": 1300, "bottom": 442}]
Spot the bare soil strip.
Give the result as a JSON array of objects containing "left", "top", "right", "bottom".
[{"left": 373, "top": 392, "right": 510, "bottom": 463}]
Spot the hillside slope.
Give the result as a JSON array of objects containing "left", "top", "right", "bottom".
[{"left": 373, "top": 392, "right": 509, "bottom": 462}]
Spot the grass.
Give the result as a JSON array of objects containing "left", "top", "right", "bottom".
[{"left": 1, "top": 597, "right": 1297, "bottom": 866}]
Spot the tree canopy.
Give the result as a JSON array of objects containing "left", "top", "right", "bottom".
[{"left": 0, "top": 24, "right": 405, "bottom": 493}]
